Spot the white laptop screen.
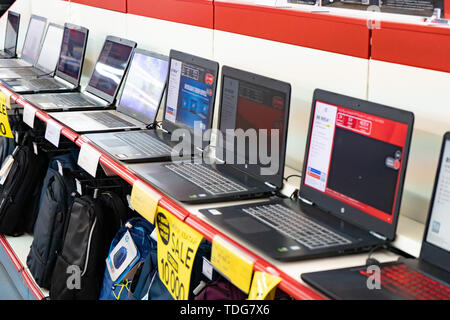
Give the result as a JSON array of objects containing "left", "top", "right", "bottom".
[
  {"left": 35, "top": 24, "right": 64, "bottom": 73},
  {"left": 21, "top": 16, "right": 46, "bottom": 64}
]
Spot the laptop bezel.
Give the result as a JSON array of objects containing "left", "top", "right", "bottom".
[
  {"left": 116, "top": 48, "right": 169, "bottom": 126},
  {"left": 84, "top": 35, "right": 137, "bottom": 105},
  {"left": 20, "top": 14, "right": 47, "bottom": 65},
  {"left": 299, "top": 89, "right": 414, "bottom": 241},
  {"left": 215, "top": 65, "right": 291, "bottom": 190},
  {"left": 34, "top": 22, "right": 64, "bottom": 75},
  {"left": 4, "top": 11, "right": 20, "bottom": 57},
  {"left": 161, "top": 49, "right": 219, "bottom": 150},
  {"left": 54, "top": 23, "right": 89, "bottom": 87},
  {"left": 420, "top": 132, "right": 450, "bottom": 273}
]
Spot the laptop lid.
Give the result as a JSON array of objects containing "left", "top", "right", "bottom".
[
  {"left": 85, "top": 36, "right": 137, "bottom": 104},
  {"left": 34, "top": 23, "right": 64, "bottom": 74},
  {"left": 300, "top": 89, "right": 414, "bottom": 240},
  {"left": 4, "top": 11, "right": 20, "bottom": 56},
  {"left": 420, "top": 132, "right": 450, "bottom": 273},
  {"left": 116, "top": 49, "right": 169, "bottom": 125},
  {"left": 54, "top": 23, "right": 89, "bottom": 86},
  {"left": 216, "top": 66, "right": 291, "bottom": 189},
  {"left": 162, "top": 50, "right": 219, "bottom": 150},
  {"left": 20, "top": 15, "right": 47, "bottom": 65}
]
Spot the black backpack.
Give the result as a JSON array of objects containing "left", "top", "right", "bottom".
[
  {"left": 49, "top": 192, "right": 128, "bottom": 300},
  {"left": 0, "top": 132, "right": 49, "bottom": 236},
  {"left": 27, "top": 154, "right": 78, "bottom": 289}
]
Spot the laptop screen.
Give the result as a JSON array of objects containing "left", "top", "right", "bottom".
[
  {"left": 118, "top": 52, "right": 169, "bottom": 125},
  {"left": 4, "top": 12, "right": 19, "bottom": 55},
  {"left": 21, "top": 16, "right": 46, "bottom": 64},
  {"left": 56, "top": 27, "right": 87, "bottom": 81},
  {"left": 164, "top": 58, "right": 215, "bottom": 132},
  {"left": 219, "top": 74, "right": 289, "bottom": 186},
  {"left": 426, "top": 139, "right": 450, "bottom": 253},
  {"left": 35, "top": 24, "right": 64, "bottom": 73},
  {"left": 87, "top": 39, "right": 134, "bottom": 97},
  {"left": 304, "top": 100, "right": 409, "bottom": 224}
]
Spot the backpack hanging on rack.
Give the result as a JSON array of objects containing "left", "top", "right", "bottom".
[
  {"left": 99, "top": 217, "right": 155, "bottom": 300},
  {"left": 26, "top": 152, "right": 78, "bottom": 289},
  {"left": 49, "top": 191, "right": 128, "bottom": 300},
  {"left": 0, "top": 131, "right": 49, "bottom": 236}
]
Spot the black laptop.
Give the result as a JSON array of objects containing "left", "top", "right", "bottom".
[
  {"left": 1, "top": 23, "right": 89, "bottom": 94},
  {"left": 301, "top": 132, "right": 450, "bottom": 300},
  {"left": 0, "top": 11, "right": 20, "bottom": 59},
  {"left": 82, "top": 49, "right": 219, "bottom": 162},
  {"left": 0, "top": 23, "right": 64, "bottom": 79},
  {"left": 0, "top": 14, "right": 47, "bottom": 68},
  {"left": 22, "top": 35, "right": 136, "bottom": 112},
  {"left": 128, "top": 65, "right": 291, "bottom": 204},
  {"left": 199, "top": 89, "right": 414, "bottom": 261}
]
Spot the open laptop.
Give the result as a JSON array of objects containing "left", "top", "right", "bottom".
[
  {"left": 301, "top": 132, "right": 450, "bottom": 300},
  {"left": 0, "top": 23, "right": 64, "bottom": 79},
  {"left": 1, "top": 23, "right": 89, "bottom": 94},
  {"left": 83, "top": 49, "right": 219, "bottom": 162},
  {"left": 199, "top": 89, "right": 414, "bottom": 261},
  {"left": 0, "top": 15, "right": 46, "bottom": 68},
  {"left": 49, "top": 49, "right": 169, "bottom": 133},
  {"left": 0, "top": 11, "right": 20, "bottom": 59},
  {"left": 128, "top": 66, "right": 291, "bottom": 204},
  {"left": 22, "top": 35, "right": 136, "bottom": 112}
]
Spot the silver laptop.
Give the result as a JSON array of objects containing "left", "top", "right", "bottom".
[
  {"left": 23, "top": 35, "right": 136, "bottom": 112},
  {"left": 0, "top": 11, "right": 20, "bottom": 59},
  {"left": 49, "top": 49, "right": 169, "bottom": 133},
  {"left": 0, "top": 23, "right": 64, "bottom": 79},
  {"left": 1, "top": 23, "right": 89, "bottom": 94},
  {"left": 0, "top": 15, "right": 47, "bottom": 68}
]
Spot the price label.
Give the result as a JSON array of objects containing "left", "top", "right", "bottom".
[
  {"left": 248, "top": 271, "right": 282, "bottom": 300},
  {"left": 77, "top": 143, "right": 101, "bottom": 177},
  {"left": 156, "top": 207, "right": 203, "bottom": 300},
  {"left": 130, "top": 180, "right": 162, "bottom": 224},
  {"left": 45, "top": 119, "right": 63, "bottom": 147},
  {"left": 0, "top": 93, "right": 14, "bottom": 139},
  {"left": 211, "top": 235, "right": 255, "bottom": 293},
  {"left": 22, "top": 104, "right": 36, "bottom": 128}
]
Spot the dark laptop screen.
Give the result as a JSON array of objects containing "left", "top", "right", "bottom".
[
  {"left": 426, "top": 139, "right": 450, "bottom": 253},
  {"left": 164, "top": 58, "right": 215, "bottom": 132},
  {"left": 57, "top": 27, "right": 86, "bottom": 80},
  {"left": 88, "top": 39, "right": 133, "bottom": 97},
  {"left": 118, "top": 52, "right": 169, "bottom": 124},
  {"left": 4, "top": 12, "right": 19, "bottom": 54},
  {"left": 304, "top": 101, "right": 409, "bottom": 224}
]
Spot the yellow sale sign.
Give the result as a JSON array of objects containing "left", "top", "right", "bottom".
[
  {"left": 0, "top": 92, "right": 14, "bottom": 139},
  {"left": 156, "top": 207, "right": 203, "bottom": 300}
]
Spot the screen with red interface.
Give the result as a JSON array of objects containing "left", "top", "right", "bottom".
[{"left": 304, "top": 100, "right": 409, "bottom": 224}]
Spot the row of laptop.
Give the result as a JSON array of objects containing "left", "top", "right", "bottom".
[{"left": 1, "top": 12, "right": 448, "bottom": 300}]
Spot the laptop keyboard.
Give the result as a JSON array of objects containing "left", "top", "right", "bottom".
[
  {"left": 165, "top": 162, "right": 248, "bottom": 195},
  {"left": 243, "top": 204, "right": 352, "bottom": 250},
  {"left": 114, "top": 131, "right": 172, "bottom": 156},
  {"left": 359, "top": 264, "right": 450, "bottom": 300},
  {"left": 29, "top": 78, "right": 61, "bottom": 89},
  {"left": 49, "top": 94, "right": 96, "bottom": 106},
  {"left": 86, "top": 112, "right": 135, "bottom": 128}
]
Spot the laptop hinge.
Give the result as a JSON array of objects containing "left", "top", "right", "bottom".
[
  {"left": 369, "top": 231, "right": 388, "bottom": 241},
  {"left": 54, "top": 76, "right": 75, "bottom": 89},
  {"left": 264, "top": 181, "right": 277, "bottom": 189},
  {"left": 83, "top": 91, "right": 108, "bottom": 105},
  {"left": 299, "top": 196, "right": 314, "bottom": 206}
]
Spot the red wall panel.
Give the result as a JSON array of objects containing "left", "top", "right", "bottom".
[
  {"left": 68, "top": 0, "right": 127, "bottom": 13},
  {"left": 214, "top": 1, "right": 371, "bottom": 59},
  {"left": 371, "top": 21, "right": 450, "bottom": 73},
  {"left": 127, "top": 0, "right": 214, "bottom": 29}
]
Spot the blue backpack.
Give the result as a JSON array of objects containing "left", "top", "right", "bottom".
[{"left": 99, "top": 217, "right": 155, "bottom": 300}]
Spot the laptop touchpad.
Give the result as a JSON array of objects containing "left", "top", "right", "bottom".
[
  {"left": 225, "top": 217, "right": 271, "bottom": 234},
  {"left": 100, "top": 138, "right": 128, "bottom": 147}
]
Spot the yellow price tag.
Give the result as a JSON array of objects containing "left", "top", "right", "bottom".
[
  {"left": 0, "top": 92, "right": 14, "bottom": 139},
  {"left": 211, "top": 235, "right": 255, "bottom": 293},
  {"left": 248, "top": 271, "right": 282, "bottom": 300},
  {"left": 0, "top": 90, "right": 11, "bottom": 110},
  {"left": 130, "top": 180, "right": 162, "bottom": 224},
  {"left": 156, "top": 207, "right": 203, "bottom": 300}
]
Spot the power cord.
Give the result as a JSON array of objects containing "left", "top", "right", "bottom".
[
  {"left": 365, "top": 244, "right": 390, "bottom": 266},
  {"left": 284, "top": 174, "right": 302, "bottom": 182},
  {"left": 36, "top": 71, "right": 55, "bottom": 78}
]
